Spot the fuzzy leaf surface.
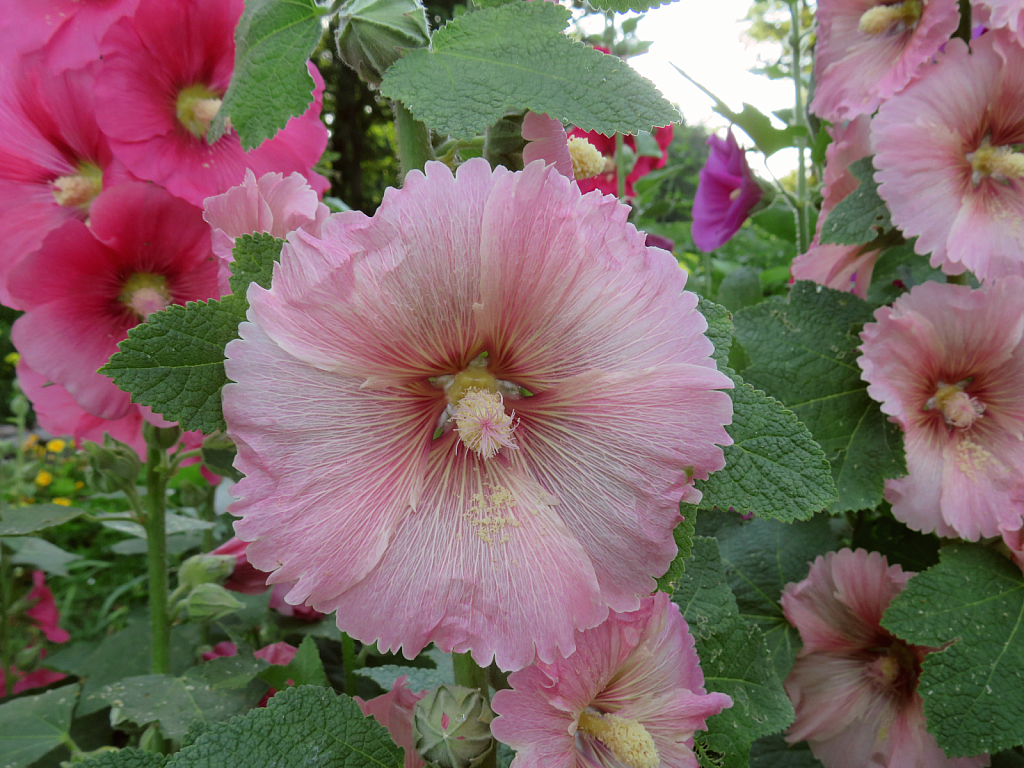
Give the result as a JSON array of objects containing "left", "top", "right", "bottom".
[
  {"left": 587, "top": 0, "right": 678, "bottom": 11},
  {"left": 0, "top": 504, "right": 85, "bottom": 535},
  {"left": 734, "top": 282, "right": 905, "bottom": 513},
  {"left": 882, "top": 544, "right": 1024, "bottom": 756},
  {"left": 228, "top": 233, "right": 286, "bottom": 297},
  {"left": 819, "top": 157, "right": 891, "bottom": 246},
  {"left": 258, "top": 636, "right": 329, "bottom": 691},
  {"left": 380, "top": 2, "right": 677, "bottom": 139},
  {"left": 698, "top": 298, "right": 732, "bottom": 369},
  {"left": 74, "top": 750, "right": 168, "bottom": 768},
  {"left": 655, "top": 512, "right": 696, "bottom": 595},
  {"left": 210, "top": 0, "right": 324, "bottom": 149},
  {"left": 0, "top": 685, "right": 78, "bottom": 768}
]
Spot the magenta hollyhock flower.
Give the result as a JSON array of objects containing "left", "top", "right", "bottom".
[
  {"left": 810, "top": 0, "right": 960, "bottom": 122},
  {"left": 9, "top": 182, "right": 219, "bottom": 422},
  {"left": 212, "top": 537, "right": 325, "bottom": 621},
  {"left": 566, "top": 124, "right": 674, "bottom": 198},
  {"left": 491, "top": 592, "right": 731, "bottom": 768},
  {"left": 691, "top": 129, "right": 763, "bottom": 252},
  {"left": 858, "top": 278, "right": 1024, "bottom": 539},
  {"left": 783, "top": 549, "right": 989, "bottom": 768},
  {"left": 356, "top": 677, "right": 428, "bottom": 768},
  {"left": 792, "top": 116, "right": 880, "bottom": 298},
  {"left": 203, "top": 169, "right": 330, "bottom": 295},
  {"left": 24, "top": 571, "right": 70, "bottom": 644},
  {"left": 223, "top": 158, "right": 733, "bottom": 671},
  {"left": 94, "top": 0, "right": 329, "bottom": 207},
  {"left": 873, "top": 31, "right": 1024, "bottom": 281},
  {"left": 0, "top": 662, "right": 67, "bottom": 697}
]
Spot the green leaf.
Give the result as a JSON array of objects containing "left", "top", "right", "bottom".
[
  {"left": 655, "top": 511, "right": 696, "bottom": 595},
  {"left": 0, "top": 504, "right": 85, "bottom": 536},
  {"left": 2, "top": 536, "right": 81, "bottom": 576},
  {"left": 228, "top": 233, "right": 286, "bottom": 297},
  {"left": 819, "top": 157, "right": 891, "bottom": 246},
  {"left": 733, "top": 282, "right": 906, "bottom": 513},
  {"left": 100, "top": 297, "right": 246, "bottom": 434},
  {"left": 209, "top": 0, "right": 324, "bottom": 149},
  {"left": 865, "top": 239, "right": 945, "bottom": 307},
  {"left": 99, "top": 512, "right": 214, "bottom": 540},
  {"left": 697, "top": 298, "right": 732, "bottom": 370},
  {"left": 587, "top": 0, "right": 678, "bottom": 13},
  {"left": 380, "top": 3, "right": 677, "bottom": 139},
  {"left": 850, "top": 511, "right": 940, "bottom": 573},
  {"left": 716, "top": 267, "right": 764, "bottom": 312},
  {"left": 0, "top": 685, "right": 78, "bottom": 768},
  {"left": 882, "top": 544, "right": 1024, "bottom": 756},
  {"left": 671, "top": 536, "right": 740, "bottom": 639},
  {"left": 258, "top": 636, "right": 330, "bottom": 691},
  {"left": 168, "top": 685, "right": 404, "bottom": 768},
  {"left": 356, "top": 663, "right": 454, "bottom": 693},
  {"left": 73, "top": 749, "right": 168, "bottom": 768},
  {"left": 749, "top": 734, "right": 823, "bottom": 768}
]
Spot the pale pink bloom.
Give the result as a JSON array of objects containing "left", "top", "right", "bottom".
[
  {"left": 810, "top": 0, "right": 960, "bottom": 122},
  {"left": 203, "top": 169, "right": 330, "bottom": 295},
  {"left": 792, "top": 116, "right": 880, "bottom": 298},
  {"left": 9, "top": 182, "right": 219, "bottom": 422},
  {"left": 521, "top": 112, "right": 574, "bottom": 180},
  {"left": 491, "top": 592, "right": 731, "bottom": 768},
  {"left": 691, "top": 129, "right": 763, "bottom": 252},
  {"left": 24, "top": 571, "right": 70, "bottom": 644},
  {"left": 355, "top": 676, "right": 428, "bottom": 768},
  {"left": 95, "top": 0, "right": 329, "bottom": 207},
  {"left": 783, "top": 548, "right": 988, "bottom": 768},
  {"left": 858, "top": 278, "right": 1024, "bottom": 539},
  {"left": 873, "top": 31, "right": 1024, "bottom": 281},
  {"left": 223, "top": 158, "right": 732, "bottom": 671},
  {"left": 212, "top": 537, "right": 325, "bottom": 621},
  {"left": 972, "top": 0, "right": 1024, "bottom": 42}
]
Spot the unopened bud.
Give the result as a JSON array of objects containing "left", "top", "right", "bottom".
[
  {"left": 413, "top": 685, "right": 495, "bottom": 768},
  {"left": 184, "top": 583, "right": 244, "bottom": 622},
  {"left": 178, "top": 554, "right": 236, "bottom": 590},
  {"left": 335, "top": 0, "right": 430, "bottom": 85},
  {"left": 144, "top": 422, "right": 182, "bottom": 450}
]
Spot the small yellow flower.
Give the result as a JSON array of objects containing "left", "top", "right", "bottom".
[
  {"left": 46, "top": 439, "right": 66, "bottom": 454},
  {"left": 22, "top": 434, "right": 39, "bottom": 450},
  {"left": 52, "top": 497, "right": 72, "bottom": 506},
  {"left": 75, "top": 481, "right": 85, "bottom": 489},
  {"left": 3, "top": 351, "right": 19, "bottom": 365},
  {"left": 35, "top": 470, "right": 53, "bottom": 487}
]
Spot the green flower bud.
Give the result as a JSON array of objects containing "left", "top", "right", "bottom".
[
  {"left": 183, "top": 583, "right": 244, "bottom": 622},
  {"left": 143, "top": 422, "right": 182, "bottom": 450},
  {"left": 84, "top": 436, "right": 142, "bottom": 491},
  {"left": 413, "top": 685, "right": 495, "bottom": 768},
  {"left": 335, "top": 0, "right": 430, "bottom": 85},
  {"left": 178, "top": 554, "right": 236, "bottom": 590}
]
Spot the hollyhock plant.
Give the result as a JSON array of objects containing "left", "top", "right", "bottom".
[
  {"left": 9, "top": 182, "right": 219, "bottom": 423},
  {"left": 873, "top": 31, "right": 1024, "bottom": 281},
  {"left": 567, "top": 124, "right": 674, "bottom": 198},
  {"left": 858, "top": 278, "right": 1024, "bottom": 539},
  {"left": 783, "top": 548, "right": 989, "bottom": 768},
  {"left": 94, "top": 0, "right": 329, "bottom": 207},
  {"left": 212, "top": 537, "right": 325, "bottom": 621},
  {"left": 691, "top": 129, "right": 763, "bottom": 252},
  {"left": 791, "top": 116, "right": 880, "bottom": 298},
  {"left": 203, "top": 169, "right": 330, "bottom": 295},
  {"left": 355, "top": 677, "right": 428, "bottom": 768},
  {"left": 810, "top": 0, "right": 960, "bottom": 122},
  {"left": 490, "top": 591, "right": 731, "bottom": 768},
  {"left": 24, "top": 570, "right": 70, "bottom": 644},
  {"left": 223, "top": 158, "right": 733, "bottom": 671}
]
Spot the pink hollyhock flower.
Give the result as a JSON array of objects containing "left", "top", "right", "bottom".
[
  {"left": 521, "top": 112, "right": 574, "bottom": 180},
  {"left": 691, "top": 129, "right": 763, "bottom": 252},
  {"left": 810, "top": 0, "right": 960, "bottom": 122},
  {"left": 355, "top": 676, "right": 428, "bottom": 768},
  {"left": 203, "top": 169, "right": 330, "bottom": 295},
  {"left": 24, "top": 570, "right": 70, "bottom": 644},
  {"left": 9, "top": 182, "right": 219, "bottom": 422},
  {"left": 873, "top": 31, "right": 1024, "bottom": 281},
  {"left": 567, "top": 124, "right": 674, "bottom": 198},
  {"left": 491, "top": 592, "right": 731, "bottom": 768},
  {"left": 791, "top": 116, "right": 880, "bottom": 298},
  {"left": 972, "top": 0, "right": 1024, "bottom": 42},
  {"left": 858, "top": 278, "right": 1024, "bottom": 539},
  {"left": 223, "top": 158, "right": 732, "bottom": 671},
  {"left": 95, "top": 0, "right": 329, "bottom": 207},
  {"left": 201, "top": 641, "right": 240, "bottom": 662},
  {"left": 212, "top": 537, "right": 325, "bottom": 621},
  {"left": 783, "top": 548, "right": 989, "bottom": 768}
]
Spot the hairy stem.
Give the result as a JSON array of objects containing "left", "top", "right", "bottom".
[
  {"left": 790, "top": 0, "right": 810, "bottom": 255},
  {"left": 145, "top": 442, "right": 170, "bottom": 674},
  {"left": 393, "top": 100, "right": 434, "bottom": 181}
]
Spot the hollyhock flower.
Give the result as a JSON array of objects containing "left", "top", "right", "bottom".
[
  {"left": 9, "top": 182, "right": 219, "bottom": 422},
  {"left": 356, "top": 677, "right": 428, "bottom": 768},
  {"left": 972, "top": 0, "right": 1024, "bottom": 42},
  {"left": 567, "top": 124, "right": 674, "bottom": 198},
  {"left": 873, "top": 31, "right": 1024, "bottom": 280},
  {"left": 792, "top": 116, "right": 880, "bottom": 298},
  {"left": 212, "top": 537, "right": 325, "bottom": 621},
  {"left": 491, "top": 592, "right": 731, "bottom": 768},
  {"left": 691, "top": 129, "right": 763, "bottom": 252},
  {"left": 810, "top": 0, "right": 960, "bottom": 122},
  {"left": 0, "top": 56, "right": 129, "bottom": 308},
  {"left": 783, "top": 548, "right": 989, "bottom": 768},
  {"left": 521, "top": 112, "right": 575, "bottom": 180},
  {"left": 223, "top": 158, "right": 732, "bottom": 671},
  {"left": 203, "top": 169, "right": 330, "bottom": 295},
  {"left": 202, "top": 640, "right": 299, "bottom": 706},
  {"left": 858, "top": 278, "right": 1024, "bottom": 539},
  {"left": 0, "top": 662, "right": 67, "bottom": 697},
  {"left": 24, "top": 571, "right": 70, "bottom": 644},
  {"left": 95, "top": 0, "right": 329, "bottom": 207}
]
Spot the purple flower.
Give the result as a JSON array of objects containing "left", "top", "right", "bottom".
[{"left": 691, "top": 130, "right": 763, "bottom": 252}]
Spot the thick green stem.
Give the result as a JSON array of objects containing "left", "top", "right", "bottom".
[
  {"left": 392, "top": 100, "right": 434, "bottom": 181},
  {"left": 790, "top": 0, "right": 810, "bottom": 255},
  {"left": 452, "top": 652, "right": 496, "bottom": 768},
  {"left": 145, "top": 443, "right": 170, "bottom": 674},
  {"left": 342, "top": 632, "right": 359, "bottom": 697},
  {"left": 615, "top": 133, "right": 627, "bottom": 202}
]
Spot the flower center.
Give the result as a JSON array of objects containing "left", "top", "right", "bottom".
[
  {"left": 176, "top": 84, "right": 224, "bottom": 139},
  {"left": 925, "top": 379, "right": 985, "bottom": 429},
  {"left": 52, "top": 163, "right": 102, "bottom": 208},
  {"left": 858, "top": 1, "right": 922, "bottom": 35},
  {"left": 568, "top": 137, "right": 605, "bottom": 180},
  {"left": 119, "top": 273, "right": 171, "bottom": 320},
  {"left": 966, "top": 138, "right": 1024, "bottom": 186},
  {"left": 435, "top": 354, "right": 521, "bottom": 460},
  {"left": 577, "top": 711, "right": 659, "bottom": 768}
]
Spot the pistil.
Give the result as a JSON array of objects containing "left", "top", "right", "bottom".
[
  {"left": 52, "top": 163, "right": 102, "bottom": 208},
  {"left": 577, "top": 710, "right": 659, "bottom": 768},
  {"left": 568, "top": 137, "right": 605, "bottom": 180},
  {"left": 966, "top": 138, "right": 1024, "bottom": 186},
  {"left": 176, "top": 84, "right": 224, "bottom": 139},
  {"left": 120, "top": 273, "right": 171, "bottom": 320},
  {"left": 925, "top": 379, "right": 985, "bottom": 429}
]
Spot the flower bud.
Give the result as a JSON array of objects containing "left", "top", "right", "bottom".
[
  {"left": 334, "top": 0, "right": 430, "bottom": 85},
  {"left": 144, "top": 422, "right": 182, "bottom": 450},
  {"left": 413, "top": 685, "right": 495, "bottom": 768},
  {"left": 183, "top": 583, "right": 244, "bottom": 622},
  {"left": 84, "top": 436, "right": 142, "bottom": 492},
  {"left": 178, "top": 554, "right": 236, "bottom": 590},
  {"left": 201, "top": 432, "right": 243, "bottom": 482}
]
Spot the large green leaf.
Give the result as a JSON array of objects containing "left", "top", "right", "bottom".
[
  {"left": 0, "top": 504, "right": 85, "bottom": 536},
  {"left": 655, "top": 512, "right": 696, "bottom": 595},
  {"left": 381, "top": 2, "right": 677, "bottom": 139},
  {"left": 258, "top": 636, "right": 329, "bottom": 691},
  {"left": 819, "top": 157, "right": 891, "bottom": 246},
  {"left": 1, "top": 536, "right": 81, "bottom": 576},
  {"left": 73, "top": 750, "right": 168, "bottom": 768},
  {"left": 0, "top": 685, "right": 78, "bottom": 768}
]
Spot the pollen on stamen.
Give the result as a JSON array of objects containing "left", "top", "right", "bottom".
[
  {"left": 858, "top": 1, "right": 921, "bottom": 35},
  {"left": 452, "top": 387, "right": 518, "bottom": 460},
  {"left": 567, "top": 136, "right": 605, "bottom": 180},
  {"left": 577, "top": 711, "right": 659, "bottom": 768}
]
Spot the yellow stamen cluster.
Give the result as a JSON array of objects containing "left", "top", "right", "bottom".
[
  {"left": 119, "top": 273, "right": 171, "bottom": 320},
  {"left": 927, "top": 380, "right": 985, "bottom": 429},
  {"left": 858, "top": 1, "right": 922, "bottom": 35},
  {"left": 453, "top": 388, "right": 518, "bottom": 460},
  {"left": 176, "top": 84, "right": 225, "bottom": 139},
  {"left": 52, "top": 163, "right": 103, "bottom": 208},
  {"left": 966, "top": 138, "right": 1024, "bottom": 186},
  {"left": 568, "top": 137, "right": 606, "bottom": 180},
  {"left": 577, "top": 711, "right": 660, "bottom": 768}
]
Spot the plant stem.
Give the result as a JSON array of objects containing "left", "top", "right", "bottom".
[
  {"left": 392, "top": 100, "right": 434, "bottom": 181},
  {"left": 144, "top": 442, "right": 170, "bottom": 674},
  {"left": 341, "top": 632, "right": 359, "bottom": 697},
  {"left": 789, "top": 0, "right": 810, "bottom": 255},
  {"left": 615, "top": 133, "right": 627, "bottom": 201},
  {"left": 452, "top": 652, "right": 496, "bottom": 768}
]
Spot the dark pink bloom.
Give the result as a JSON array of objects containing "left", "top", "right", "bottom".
[
  {"left": 95, "top": 0, "right": 329, "bottom": 207},
  {"left": 9, "top": 182, "right": 219, "bottom": 422},
  {"left": 491, "top": 592, "right": 731, "bottom": 768},
  {"left": 212, "top": 537, "right": 325, "bottom": 621},
  {"left": 24, "top": 570, "right": 70, "bottom": 644},
  {"left": 355, "top": 676, "right": 428, "bottom": 768},
  {"left": 254, "top": 641, "right": 298, "bottom": 666},
  {"left": 810, "top": 0, "right": 960, "bottom": 122},
  {"left": 0, "top": 657, "right": 67, "bottom": 697},
  {"left": 691, "top": 129, "right": 763, "bottom": 252},
  {"left": 201, "top": 641, "right": 239, "bottom": 662},
  {"left": 567, "top": 124, "right": 674, "bottom": 198},
  {"left": 783, "top": 548, "right": 988, "bottom": 768}
]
